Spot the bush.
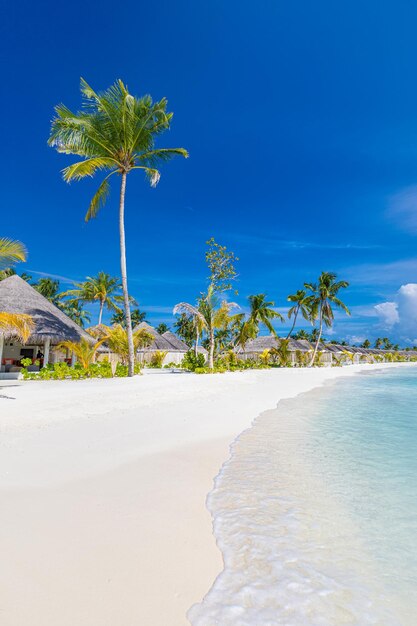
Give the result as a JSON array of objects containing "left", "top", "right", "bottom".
[
  {"left": 21, "top": 360, "right": 140, "bottom": 380},
  {"left": 181, "top": 350, "right": 206, "bottom": 372}
]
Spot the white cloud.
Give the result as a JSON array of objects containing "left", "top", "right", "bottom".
[
  {"left": 374, "top": 301, "right": 399, "bottom": 327},
  {"left": 374, "top": 283, "right": 417, "bottom": 341}
]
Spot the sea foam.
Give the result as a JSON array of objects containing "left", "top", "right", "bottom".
[{"left": 189, "top": 368, "right": 417, "bottom": 625}]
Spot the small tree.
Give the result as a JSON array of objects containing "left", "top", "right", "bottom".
[{"left": 205, "top": 238, "right": 238, "bottom": 293}]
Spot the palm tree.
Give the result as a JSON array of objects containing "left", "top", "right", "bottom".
[
  {"left": 110, "top": 308, "right": 146, "bottom": 327},
  {"left": 0, "top": 238, "right": 34, "bottom": 341},
  {"left": 56, "top": 337, "right": 106, "bottom": 369},
  {"left": 247, "top": 294, "right": 283, "bottom": 335},
  {"left": 97, "top": 324, "right": 153, "bottom": 365},
  {"left": 156, "top": 323, "right": 169, "bottom": 334},
  {"left": 173, "top": 313, "right": 195, "bottom": 347},
  {"left": 0, "top": 313, "right": 34, "bottom": 342},
  {"left": 304, "top": 272, "right": 350, "bottom": 366},
  {"left": 292, "top": 329, "right": 310, "bottom": 340},
  {"left": 0, "top": 238, "right": 27, "bottom": 269},
  {"left": 49, "top": 78, "right": 188, "bottom": 376},
  {"left": 286, "top": 289, "right": 312, "bottom": 339},
  {"left": 232, "top": 294, "right": 283, "bottom": 352},
  {"left": 174, "top": 286, "right": 238, "bottom": 369},
  {"left": 361, "top": 339, "right": 371, "bottom": 349},
  {"left": 33, "top": 278, "right": 61, "bottom": 304},
  {"left": 62, "top": 301, "right": 91, "bottom": 328},
  {"left": 63, "top": 272, "right": 123, "bottom": 324}
]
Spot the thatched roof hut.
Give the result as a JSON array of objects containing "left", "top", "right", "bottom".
[
  {"left": 162, "top": 330, "right": 189, "bottom": 351},
  {"left": 0, "top": 275, "right": 92, "bottom": 344}
]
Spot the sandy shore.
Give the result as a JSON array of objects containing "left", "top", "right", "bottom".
[{"left": 0, "top": 364, "right": 410, "bottom": 625}]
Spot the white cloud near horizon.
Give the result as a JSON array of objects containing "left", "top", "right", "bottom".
[{"left": 374, "top": 283, "right": 417, "bottom": 343}]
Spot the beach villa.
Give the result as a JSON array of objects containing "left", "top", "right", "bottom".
[
  {"left": 135, "top": 322, "right": 191, "bottom": 365},
  {"left": 0, "top": 275, "right": 93, "bottom": 376}
]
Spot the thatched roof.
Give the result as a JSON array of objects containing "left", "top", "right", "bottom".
[
  {"left": 0, "top": 275, "right": 92, "bottom": 344},
  {"left": 162, "top": 331, "right": 189, "bottom": 351},
  {"left": 237, "top": 336, "right": 314, "bottom": 353},
  {"left": 135, "top": 322, "right": 188, "bottom": 353}
]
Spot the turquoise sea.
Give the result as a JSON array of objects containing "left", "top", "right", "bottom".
[{"left": 189, "top": 366, "right": 417, "bottom": 625}]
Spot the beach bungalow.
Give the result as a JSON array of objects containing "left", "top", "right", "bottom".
[
  {"left": 0, "top": 275, "right": 93, "bottom": 376},
  {"left": 135, "top": 322, "right": 190, "bottom": 365}
]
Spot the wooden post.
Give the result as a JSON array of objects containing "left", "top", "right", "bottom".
[
  {"left": 0, "top": 335, "right": 4, "bottom": 372},
  {"left": 71, "top": 352, "right": 76, "bottom": 367},
  {"left": 43, "top": 337, "right": 51, "bottom": 367}
]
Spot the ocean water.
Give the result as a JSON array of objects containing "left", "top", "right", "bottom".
[{"left": 188, "top": 366, "right": 417, "bottom": 626}]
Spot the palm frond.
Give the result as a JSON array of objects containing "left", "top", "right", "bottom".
[
  {"left": 0, "top": 238, "right": 27, "bottom": 268},
  {"left": 62, "top": 157, "right": 119, "bottom": 182},
  {"left": 0, "top": 312, "right": 34, "bottom": 342},
  {"left": 85, "top": 174, "right": 115, "bottom": 221}
]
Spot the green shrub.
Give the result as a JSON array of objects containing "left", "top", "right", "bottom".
[
  {"left": 22, "top": 360, "right": 140, "bottom": 380},
  {"left": 181, "top": 350, "right": 206, "bottom": 372}
]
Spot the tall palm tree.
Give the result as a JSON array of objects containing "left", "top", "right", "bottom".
[
  {"left": 304, "top": 272, "right": 350, "bottom": 366},
  {"left": 174, "top": 286, "right": 238, "bottom": 369},
  {"left": 63, "top": 272, "right": 123, "bottom": 324},
  {"left": 49, "top": 78, "right": 188, "bottom": 376},
  {"left": 286, "top": 289, "right": 312, "bottom": 339},
  {"left": 247, "top": 294, "right": 284, "bottom": 335}
]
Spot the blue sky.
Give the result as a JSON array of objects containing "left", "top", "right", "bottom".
[{"left": 3, "top": 0, "right": 417, "bottom": 343}]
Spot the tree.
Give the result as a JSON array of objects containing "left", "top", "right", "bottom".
[
  {"left": 174, "top": 285, "right": 238, "bottom": 369},
  {"left": 247, "top": 293, "right": 283, "bottom": 335},
  {"left": 111, "top": 308, "right": 147, "bottom": 328},
  {"left": 206, "top": 238, "right": 238, "bottom": 293},
  {"left": 96, "top": 324, "right": 153, "bottom": 365},
  {"left": 286, "top": 289, "right": 313, "bottom": 339},
  {"left": 0, "top": 238, "right": 34, "bottom": 341},
  {"left": 0, "top": 238, "right": 26, "bottom": 269},
  {"left": 0, "top": 313, "right": 34, "bottom": 342},
  {"left": 173, "top": 313, "right": 196, "bottom": 347},
  {"left": 33, "top": 278, "right": 61, "bottom": 304},
  {"left": 56, "top": 338, "right": 106, "bottom": 369},
  {"left": 374, "top": 337, "right": 383, "bottom": 349},
  {"left": 292, "top": 329, "right": 310, "bottom": 340},
  {"left": 49, "top": 78, "right": 188, "bottom": 376},
  {"left": 361, "top": 339, "right": 371, "bottom": 349},
  {"left": 304, "top": 271, "right": 350, "bottom": 366},
  {"left": 62, "top": 300, "right": 91, "bottom": 328},
  {"left": 63, "top": 272, "right": 123, "bottom": 324},
  {"left": 156, "top": 323, "right": 169, "bottom": 334}
]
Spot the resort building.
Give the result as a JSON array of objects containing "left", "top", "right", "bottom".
[
  {"left": 0, "top": 275, "right": 93, "bottom": 376},
  {"left": 135, "top": 322, "right": 190, "bottom": 365}
]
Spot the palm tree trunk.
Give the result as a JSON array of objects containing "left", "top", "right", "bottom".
[
  {"left": 118, "top": 172, "right": 135, "bottom": 377},
  {"left": 98, "top": 300, "right": 104, "bottom": 326},
  {"left": 209, "top": 329, "right": 215, "bottom": 369},
  {"left": 285, "top": 307, "right": 299, "bottom": 340},
  {"left": 194, "top": 328, "right": 199, "bottom": 359},
  {"left": 309, "top": 309, "right": 323, "bottom": 367}
]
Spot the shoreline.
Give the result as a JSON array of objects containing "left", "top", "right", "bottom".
[{"left": 0, "top": 363, "right": 413, "bottom": 625}]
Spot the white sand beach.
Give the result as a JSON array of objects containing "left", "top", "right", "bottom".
[{"left": 0, "top": 364, "right": 409, "bottom": 626}]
